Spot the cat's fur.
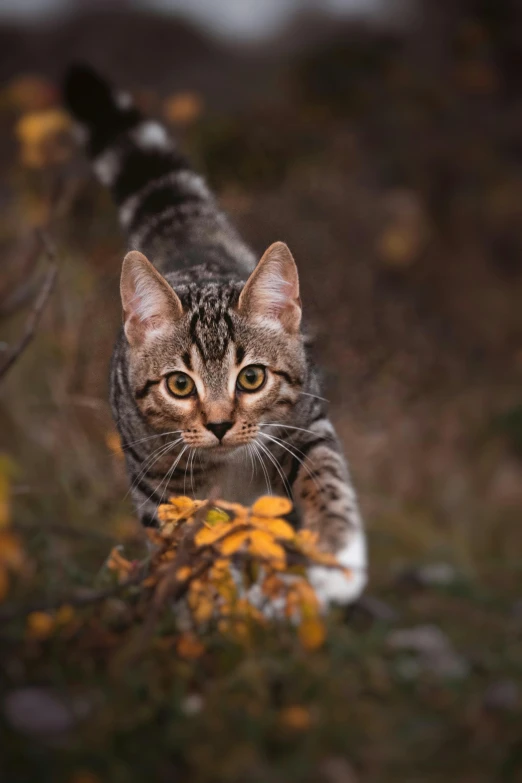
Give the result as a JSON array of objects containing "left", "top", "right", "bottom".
[{"left": 63, "top": 65, "right": 367, "bottom": 605}]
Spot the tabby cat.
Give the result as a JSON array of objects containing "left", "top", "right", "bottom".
[{"left": 63, "top": 65, "right": 367, "bottom": 606}]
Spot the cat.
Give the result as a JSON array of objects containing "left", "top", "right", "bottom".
[{"left": 63, "top": 65, "right": 367, "bottom": 607}]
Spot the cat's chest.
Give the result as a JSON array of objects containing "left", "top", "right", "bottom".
[{"left": 198, "top": 451, "right": 276, "bottom": 506}]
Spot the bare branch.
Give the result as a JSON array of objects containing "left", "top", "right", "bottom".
[
  {"left": 0, "top": 242, "right": 58, "bottom": 381},
  {"left": 0, "top": 571, "right": 145, "bottom": 625}
]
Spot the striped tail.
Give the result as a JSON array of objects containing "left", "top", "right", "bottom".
[{"left": 63, "top": 64, "right": 255, "bottom": 274}]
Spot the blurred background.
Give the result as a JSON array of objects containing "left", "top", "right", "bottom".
[{"left": 1, "top": 1, "right": 522, "bottom": 781}]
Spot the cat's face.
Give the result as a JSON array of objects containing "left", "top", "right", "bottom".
[{"left": 121, "top": 243, "right": 306, "bottom": 452}]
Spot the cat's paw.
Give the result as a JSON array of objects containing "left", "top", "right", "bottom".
[{"left": 308, "top": 529, "right": 367, "bottom": 609}]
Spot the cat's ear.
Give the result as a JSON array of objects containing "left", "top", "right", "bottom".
[
  {"left": 120, "top": 251, "right": 183, "bottom": 346},
  {"left": 238, "top": 242, "right": 301, "bottom": 333}
]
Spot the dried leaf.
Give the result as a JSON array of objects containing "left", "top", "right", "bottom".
[
  {"left": 195, "top": 522, "right": 233, "bottom": 547},
  {"left": 26, "top": 611, "right": 55, "bottom": 640},
  {"left": 252, "top": 515, "right": 294, "bottom": 539},
  {"left": 251, "top": 496, "right": 293, "bottom": 517},
  {"left": 0, "top": 567, "right": 9, "bottom": 602},
  {"left": 192, "top": 594, "right": 214, "bottom": 624},
  {"left": 106, "top": 431, "right": 123, "bottom": 458},
  {"left": 220, "top": 530, "right": 250, "bottom": 556},
  {"left": 0, "top": 531, "right": 25, "bottom": 570},
  {"left": 248, "top": 530, "right": 286, "bottom": 565},
  {"left": 4, "top": 75, "right": 58, "bottom": 112},
  {"left": 168, "top": 496, "right": 202, "bottom": 515},
  {"left": 55, "top": 605, "right": 74, "bottom": 626},
  {"left": 163, "top": 92, "right": 203, "bottom": 126},
  {"left": 16, "top": 109, "right": 73, "bottom": 168},
  {"left": 298, "top": 617, "right": 326, "bottom": 650},
  {"left": 0, "top": 455, "right": 16, "bottom": 530},
  {"left": 107, "top": 547, "right": 133, "bottom": 580},
  {"left": 279, "top": 706, "right": 312, "bottom": 730},
  {"left": 68, "top": 772, "right": 102, "bottom": 783},
  {"left": 176, "top": 632, "right": 205, "bottom": 659},
  {"left": 176, "top": 566, "right": 192, "bottom": 582}
]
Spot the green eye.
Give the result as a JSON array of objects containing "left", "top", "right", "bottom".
[
  {"left": 237, "top": 365, "right": 266, "bottom": 392},
  {"left": 166, "top": 372, "right": 195, "bottom": 398}
]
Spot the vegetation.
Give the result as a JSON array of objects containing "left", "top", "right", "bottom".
[{"left": 1, "top": 8, "right": 522, "bottom": 779}]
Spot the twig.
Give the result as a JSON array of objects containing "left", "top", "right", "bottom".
[
  {"left": 0, "top": 253, "right": 58, "bottom": 381},
  {"left": 12, "top": 519, "right": 120, "bottom": 544},
  {"left": 112, "top": 491, "right": 221, "bottom": 668},
  {"left": 0, "top": 571, "right": 146, "bottom": 625}
]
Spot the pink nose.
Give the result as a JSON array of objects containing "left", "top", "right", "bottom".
[{"left": 205, "top": 421, "right": 233, "bottom": 441}]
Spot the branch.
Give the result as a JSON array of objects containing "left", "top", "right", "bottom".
[
  {"left": 0, "top": 246, "right": 58, "bottom": 381},
  {"left": 0, "top": 571, "right": 146, "bottom": 624}
]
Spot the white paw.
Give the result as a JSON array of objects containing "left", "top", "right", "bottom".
[{"left": 308, "top": 529, "right": 367, "bottom": 609}]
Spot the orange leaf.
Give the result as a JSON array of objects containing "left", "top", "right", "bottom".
[
  {"left": 176, "top": 632, "right": 205, "bottom": 659},
  {"left": 213, "top": 500, "right": 249, "bottom": 519},
  {"left": 261, "top": 573, "right": 285, "bottom": 598},
  {"left": 163, "top": 92, "right": 203, "bottom": 126},
  {"left": 27, "top": 611, "right": 55, "bottom": 639},
  {"left": 248, "top": 530, "right": 286, "bottom": 565},
  {"left": 106, "top": 431, "right": 123, "bottom": 458},
  {"left": 0, "top": 566, "right": 9, "bottom": 602},
  {"left": 68, "top": 771, "right": 102, "bottom": 783},
  {"left": 168, "top": 496, "right": 202, "bottom": 515},
  {"left": 298, "top": 617, "right": 326, "bottom": 650},
  {"left": 279, "top": 706, "right": 312, "bottom": 730},
  {"left": 251, "top": 496, "right": 292, "bottom": 517},
  {"left": 5, "top": 75, "right": 58, "bottom": 112},
  {"left": 219, "top": 530, "right": 250, "bottom": 556},
  {"left": 295, "top": 530, "right": 319, "bottom": 548},
  {"left": 55, "top": 604, "right": 74, "bottom": 626},
  {"left": 294, "top": 580, "right": 320, "bottom": 615},
  {"left": 16, "top": 109, "right": 73, "bottom": 169},
  {"left": 176, "top": 566, "right": 192, "bottom": 581},
  {"left": 195, "top": 522, "right": 233, "bottom": 547},
  {"left": 107, "top": 547, "right": 133, "bottom": 578},
  {"left": 0, "top": 531, "right": 24, "bottom": 570},
  {"left": 192, "top": 594, "right": 214, "bottom": 624},
  {"left": 251, "top": 516, "right": 294, "bottom": 539}
]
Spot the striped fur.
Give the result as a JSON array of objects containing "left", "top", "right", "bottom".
[{"left": 64, "top": 65, "right": 366, "bottom": 605}]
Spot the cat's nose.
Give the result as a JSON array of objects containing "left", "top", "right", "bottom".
[{"left": 206, "top": 421, "right": 234, "bottom": 442}]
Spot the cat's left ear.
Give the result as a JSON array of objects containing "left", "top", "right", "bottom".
[
  {"left": 238, "top": 241, "right": 301, "bottom": 333},
  {"left": 120, "top": 250, "right": 183, "bottom": 346}
]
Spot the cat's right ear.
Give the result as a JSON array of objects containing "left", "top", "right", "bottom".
[{"left": 120, "top": 251, "right": 183, "bottom": 346}]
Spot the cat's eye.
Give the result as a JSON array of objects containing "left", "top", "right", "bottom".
[
  {"left": 165, "top": 371, "right": 195, "bottom": 398},
  {"left": 237, "top": 365, "right": 266, "bottom": 393}
]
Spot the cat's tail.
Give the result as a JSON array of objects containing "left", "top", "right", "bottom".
[{"left": 62, "top": 64, "right": 225, "bottom": 261}]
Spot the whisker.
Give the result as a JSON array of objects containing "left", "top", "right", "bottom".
[
  {"left": 120, "top": 430, "right": 183, "bottom": 451},
  {"left": 140, "top": 444, "right": 188, "bottom": 510},
  {"left": 251, "top": 441, "right": 271, "bottom": 495},
  {"left": 259, "top": 423, "right": 317, "bottom": 437},
  {"left": 190, "top": 448, "right": 198, "bottom": 498},
  {"left": 258, "top": 432, "right": 321, "bottom": 493},
  {"left": 125, "top": 438, "right": 183, "bottom": 501},
  {"left": 247, "top": 444, "right": 255, "bottom": 485},
  {"left": 183, "top": 448, "right": 193, "bottom": 496},
  {"left": 299, "top": 391, "right": 329, "bottom": 403},
  {"left": 255, "top": 439, "right": 292, "bottom": 498}
]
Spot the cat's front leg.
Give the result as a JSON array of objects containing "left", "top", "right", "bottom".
[{"left": 291, "top": 434, "right": 367, "bottom": 608}]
